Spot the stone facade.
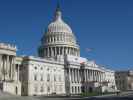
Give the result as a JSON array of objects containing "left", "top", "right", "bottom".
[
  {"left": 0, "top": 43, "right": 21, "bottom": 95},
  {"left": 115, "top": 71, "right": 133, "bottom": 91},
  {"left": 0, "top": 4, "right": 117, "bottom": 96}
]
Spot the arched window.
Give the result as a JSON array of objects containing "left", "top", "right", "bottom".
[
  {"left": 47, "top": 86, "right": 50, "bottom": 92},
  {"left": 59, "top": 75, "right": 61, "bottom": 82},
  {"left": 34, "top": 85, "right": 38, "bottom": 93},
  {"left": 41, "top": 74, "right": 43, "bottom": 81},
  {"left": 47, "top": 74, "right": 50, "bottom": 82},
  {"left": 72, "top": 86, "right": 74, "bottom": 93},
  {"left": 34, "top": 74, "right": 37, "bottom": 81},
  {"left": 54, "top": 75, "right": 56, "bottom": 82},
  {"left": 40, "top": 86, "right": 44, "bottom": 92}
]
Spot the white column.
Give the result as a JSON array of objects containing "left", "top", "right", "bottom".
[
  {"left": 76, "top": 69, "right": 78, "bottom": 83},
  {"left": 51, "top": 47, "right": 53, "bottom": 57},
  {"left": 0, "top": 55, "right": 2, "bottom": 80},
  {"left": 79, "top": 69, "right": 81, "bottom": 83},
  {"left": 86, "top": 69, "right": 88, "bottom": 82},
  {"left": 0, "top": 55, "right": 2, "bottom": 71},
  {"left": 59, "top": 47, "right": 60, "bottom": 55},
  {"left": 17, "top": 64, "right": 19, "bottom": 81},
  {"left": 90, "top": 70, "right": 92, "bottom": 81},
  {"left": 99, "top": 72, "right": 100, "bottom": 82},
  {"left": 77, "top": 69, "right": 79, "bottom": 83},
  {"left": 97, "top": 71, "right": 99, "bottom": 81},
  {"left": 79, "top": 70, "right": 81, "bottom": 83},
  {"left": 97, "top": 71, "right": 99, "bottom": 82},
  {"left": 73, "top": 69, "right": 75, "bottom": 83},
  {"left": 95, "top": 71, "right": 97, "bottom": 81},
  {"left": 88, "top": 70, "right": 90, "bottom": 81},
  {"left": 94, "top": 71, "right": 96, "bottom": 81},
  {"left": 12, "top": 56, "right": 15, "bottom": 80},
  {"left": 62, "top": 47, "right": 64, "bottom": 55},
  {"left": 72, "top": 68, "right": 74, "bottom": 83},
  {"left": 69, "top": 48, "right": 71, "bottom": 55},
  {"left": 3, "top": 55, "right": 6, "bottom": 81},
  {"left": 100, "top": 72, "right": 101, "bottom": 82},
  {"left": 74, "top": 69, "right": 76, "bottom": 83},
  {"left": 7, "top": 55, "right": 10, "bottom": 80},
  {"left": 69, "top": 68, "right": 71, "bottom": 83},
  {"left": 84, "top": 69, "right": 86, "bottom": 82},
  {"left": 50, "top": 47, "right": 52, "bottom": 57},
  {"left": 55, "top": 47, "right": 57, "bottom": 56},
  {"left": 92, "top": 70, "right": 94, "bottom": 81},
  {"left": 67, "top": 48, "right": 69, "bottom": 55},
  {"left": 48, "top": 47, "right": 49, "bottom": 57}
]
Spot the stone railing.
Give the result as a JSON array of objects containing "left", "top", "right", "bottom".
[{"left": 0, "top": 43, "right": 17, "bottom": 51}]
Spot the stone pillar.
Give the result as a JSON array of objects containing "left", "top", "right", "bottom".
[
  {"left": 74, "top": 69, "right": 76, "bottom": 83},
  {"left": 50, "top": 47, "right": 52, "bottom": 57},
  {"left": 100, "top": 72, "right": 102, "bottom": 82},
  {"left": 88, "top": 70, "right": 90, "bottom": 81},
  {"left": 47, "top": 47, "right": 49, "bottom": 57},
  {"left": 75, "top": 69, "right": 77, "bottom": 83},
  {"left": 9, "top": 56, "right": 11, "bottom": 79},
  {"left": 72, "top": 68, "right": 74, "bottom": 83},
  {"left": 0, "top": 55, "right": 2, "bottom": 71},
  {"left": 17, "top": 64, "right": 19, "bottom": 81},
  {"left": 75, "top": 69, "right": 76, "bottom": 83},
  {"left": 77, "top": 69, "right": 79, "bottom": 83},
  {"left": 3, "top": 55, "right": 6, "bottom": 81},
  {"left": 11, "top": 56, "right": 15, "bottom": 80},
  {"left": 69, "top": 48, "right": 71, "bottom": 55},
  {"left": 67, "top": 47, "right": 69, "bottom": 55},
  {"left": 62, "top": 47, "right": 64, "bottom": 55},
  {"left": 90, "top": 70, "right": 92, "bottom": 81},
  {"left": 65, "top": 47, "right": 67, "bottom": 55},
  {"left": 76, "top": 69, "right": 78, "bottom": 83},
  {"left": 95, "top": 71, "right": 97, "bottom": 81},
  {"left": 51, "top": 47, "right": 53, "bottom": 57},
  {"left": 55, "top": 47, "right": 57, "bottom": 56},
  {"left": 0, "top": 55, "right": 2, "bottom": 80},
  {"left": 92, "top": 70, "right": 94, "bottom": 81},
  {"left": 73, "top": 69, "right": 75, "bottom": 83},
  {"left": 86, "top": 69, "right": 88, "bottom": 82},
  {"left": 98, "top": 72, "right": 101, "bottom": 82},
  {"left": 95, "top": 71, "right": 97, "bottom": 82},
  {"left": 59, "top": 47, "right": 60, "bottom": 55},
  {"left": 97, "top": 71, "right": 98, "bottom": 82},
  {"left": 69, "top": 68, "right": 71, "bottom": 83},
  {"left": 94, "top": 71, "right": 96, "bottom": 81},
  {"left": 96, "top": 71, "right": 98, "bottom": 82},
  {"left": 84, "top": 69, "right": 86, "bottom": 82},
  {"left": 52, "top": 47, "right": 55, "bottom": 56},
  {"left": 71, "top": 48, "right": 73, "bottom": 55},
  {"left": 7, "top": 55, "right": 10, "bottom": 80}
]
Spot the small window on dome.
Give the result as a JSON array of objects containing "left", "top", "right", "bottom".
[{"left": 34, "top": 67, "right": 37, "bottom": 70}]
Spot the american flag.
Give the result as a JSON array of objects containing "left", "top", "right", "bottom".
[{"left": 85, "top": 48, "right": 93, "bottom": 52}]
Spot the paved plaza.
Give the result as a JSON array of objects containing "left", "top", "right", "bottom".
[{"left": 1, "top": 91, "right": 133, "bottom": 100}]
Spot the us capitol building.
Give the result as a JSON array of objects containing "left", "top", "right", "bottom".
[{"left": 0, "top": 5, "right": 117, "bottom": 96}]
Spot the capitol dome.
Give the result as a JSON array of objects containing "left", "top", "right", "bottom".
[
  {"left": 38, "top": 4, "right": 80, "bottom": 58},
  {"left": 47, "top": 16, "right": 72, "bottom": 33}
]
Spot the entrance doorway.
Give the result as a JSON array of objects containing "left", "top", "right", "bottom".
[
  {"left": 15, "top": 86, "right": 18, "bottom": 94},
  {"left": 89, "top": 87, "right": 93, "bottom": 93}
]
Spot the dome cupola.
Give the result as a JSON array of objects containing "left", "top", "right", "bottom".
[
  {"left": 38, "top": 4, "right": 80, "bottom": 58},
  {"left": 47, "top": 4, "right": 72, "bottom": 33}
]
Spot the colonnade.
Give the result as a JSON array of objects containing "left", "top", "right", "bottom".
[
  {"left": 0, "top": 54, "right": 15, "bottom": 81},
  {"left": 44, "top": 34, "right": 75, "bottom": 44},
  {"left": 68, "top": 68, "right": 105, "bottom": 83},
  {"left": 43, "top": 46, "right": 80, "bottom": 57}
]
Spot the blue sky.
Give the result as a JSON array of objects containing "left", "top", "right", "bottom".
[{"left": 0, "top": 0, "right": 133, "bottom": 70}]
